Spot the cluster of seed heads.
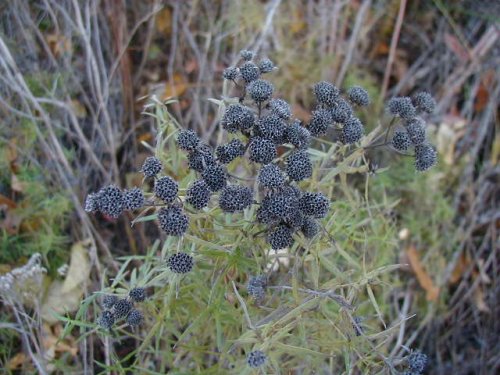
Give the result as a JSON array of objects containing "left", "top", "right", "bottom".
[
  {"left": 97, "top": 287, "right": 146, "bottom": 329},
  {"left": 388, "top": 92, "right": 438, "bottom": 171},
  {"left": 85, "top": 184, "right": 144, "bottom": 218}
]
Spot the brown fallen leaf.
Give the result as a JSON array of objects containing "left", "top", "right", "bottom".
[
  {"left": 449, "top": 252, "right": 470, "bottom": 285},
  {"left": 406, "top": 245, "right": 440, "bottom": 302},
  {"left": 155, "top": 7, "right": 172, "bottom": 35},
  {"left": 8, "top": 352, "right": 27, "bottom": 370},
  {"left": 473, "top": 287, "right": 490, "bottom": 313},
  {"left": 163, "top": 73, "right": 188, "bottom": 100}
]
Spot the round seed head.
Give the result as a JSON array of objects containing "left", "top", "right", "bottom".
[
  {"left": 84, "top": 193, "right": 99, "bottom": 213},
  {"left": 154, "top": 176, "right": 178, "bottom": 203},
  {"left": 129, "top": 287, "right": 146, "bottom": 303},
  {"left": 258, "top": 58, "right": 275, "bottom": 73},
  {"left": 255, "top": 114, "right": 286, "bottom": 144},
  {"left": 219, "top": 185, "right": 254, "bottom": 213},
  {"left": 158, "top": 206, "right": 189, "bottom": 236},
  {"left": 223, "top": 66, "right": 238, "bottom": 80},
  {"left": 347, "top": 85, "right": 370, "bottom": 106},
  {"left": 247, "top": 79, "right": 274, "bottom": 103},
  {"left": 247, "top": 275, "right": 267, "bottom": 300},
  {"left": 113, "top": 298, "right": 133, "bottom": 319},
  {"left": 408, "top": 350, "right": 428, "bottom": 373},
  {"left": 186, "top": 179, "right": 211, "bottom": 209},
  {"left": 265, "top": 188, "right": 300, "bottom": 220},
  {"left": 308, "top": 109, "right": 332, "bottom": 136},
  {"left": 414, "top": 143, "right": 437, "bottom": 172},
  {"left": 313, "top": 81, "right": 340, "bottom": 106},
  {"left": 188, "top": 144, "right": 216, "bottom": 172},
  {"left": 249, "top": 136, "right": 277, "bottom": 164},
  {"left": 247, "top": 350, "right": 267, "bottom": 368},
  {"left": 124, "top": 187, "right": 145, "bottom": 210},
  {"left": 126, "top": 309, "right": 144, "bottom": 327},
  {"left": 98, "top": 310, "right": 115, "bottom": 330},
  {"left": 341, "top": 116, "right": 364, "bottom": 144},
  {"left": 285, "top": 120, "right": 311, "bottom": 149},
  {"left": 258, "top": 164, "right": 285, "bottom": 189},
  {"left": 284, "top": 209, "right": 305, "bottom": 229},
  {"left": 392, "top": 130, "right": 411, "bottom": 151},
  {"left": 221, "top": 104, "right": 255, "bottom": 133},
  {"left": 268, "top": 224, "right": 294, "bottom": 250},
  {"left": 330, "top": 98, "right": 353, "bottom": 124},
  {"left": 240, "top": 49, "right": 255, "bottom": 61},
  {"left": 412, "top": 92, "right": 436, "bottom": 114},
  {"left": 216, "top": 139, "right": 245, "bottom": 164},
  {"left": 141, "top": 156, "right": 163, "bottom": 177},
  {"left": 201, "top": 164, "right": 227, "bottom": 192},
  {"left": 286, "top": 150, "right": 312, "bottom": 181},
  {"left": 269, "top": 98, "right": 291, "bottom": 120},
  {"left": 96, "top": 185, "right": 124, "bottom": 218},
  {"left": 239, "top": 61, "right": 260, "bottom": 83},
  {"left": 299, "top": 192, "right": 330, "bottom": 218},
  {"left": 405, "top": 117, "right": 426, "bottom": 145},
  {"left": 177, "top": 130, "right": 200, "bottom": 151},
  {"left": 102, "top": 295, "right": 118, "bottom": 310},
  {"left": 387, "top": 97, "right": 416, "bottom": 119},
  {"left": 167, "top": 252, "right": 194, "bottom": 274},
  {"left": 301, "top": 216, "right": 320, "bottom": 238},
  {"left": 256, "top": 205, "right": 278, "bottom": 225}
]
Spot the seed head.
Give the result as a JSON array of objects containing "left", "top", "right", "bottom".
[
  {"left": 414, "top": 143, "right": 437, "bottom": 172},
  {"left": 177, "top": 129, "right": 200, "bottom": 151},
  {"left": 126, "top": 309, "right": 144, "bottom": 327},
  {"left": 256, "top": 205, "right": 278, "bottom": 225},
  {"left": 308, "top": 109, "right": 332, "bottom": 136},
  {"left": 154, "top": 176, "right": 178, "bottom": 203},
  {"left": 201, "top": 164, "right": 227, "bottom": 192},
  {"left": 249, "top": 136, "right": 277, "bottom": 164},
  {"left": 299, "top": 192, "right": 330, "bottom": 218},
  {"left": 268, "top": 98, "right": 291, "bottom": 120},
  {"left": 129, "top": 287, "right": 146, "bottom": 303},
  {"left": 286, "top": 150, "right": 313, "bottom": 181},
  {"left": 285, "top": 120, "right": 311, "bottom": 149},
  {"left": 84, "top": 193, "right": 99, "bottom": 213},
  {"left": 188, "top": 144, "right": 216, "bottom": 172},
  {"left": 167, "top": 252, "right": 194, "bottom": 274},
  {"left": 387, "top": 97, "right": 416, "bottom": 119},
  {"left": 347, "top": 85, "right": 370, "bottom": 106},
  {"left": 405, "top": 117, "right": 426, "bottom": 145},
  {"left": 247, "top": 79, "right": 274, "bottom": 103},
  {"left": 221, "top": 104, "right": 255, "bottom": 133},
  {"left": 239, "top": 61, "right": 260, "bottom": 83},
  {"left": 258, "top": 164, "right": 285, "bottom": 189},
  {"left": 98, "top": 310, "right": 115, "bottom": 330},
  {"left": 407, "top": 350, "right": 428, "bottom": 373},
  {"left": 247, "top": 350, "right": 267, "bottom": 368},
  {"left": 330, "top": 98, "right": 353, "bottom": 124},
  {"left": 240, "top": 49, "right": 255, "bottom": 61},
  {"left": 247, "top": 275, "right": 267, "bottom": 300},
  {"left": 96, "top": 185, "right": 124, "bottom": 218},
  {"left": 141, "top": 156, "right": 163, "bottom": 178},
  {"left": 258, "top": 58, "right": 275, "bottom": 74},
  {"left": 219, "top": 185, "right": 254, "bottom": 213},
  {"left": 412, "top": 92, "right": 436, "bottom": 114},
  {"left": 284, "top": 209, "right": 305, "bottom": 229},
  {"left": 102, "top": 295, "right": 118, "bottom": 310},
  {"left": 124, "top": 187, "right": 145, "bottom": 210},
  {"left": 264, "top": 188, "right": 300, "bottom": 220},
  {"left": 223, "top": 66, "right": 238, "bottom": 81},
  {"left": 313, "top": 81, "right": 339, "bottom": 106},
  {"left": 301, "top": 216, "right": 320, "bottom": 238},
  {"left": 255, "top": 114, "right": 286, "bottom": 144},
  {"left": 268, "top": 224, "right": 294, "bottom": 250},
  {"left": 186, "top": 179, "right": 211, "bottom": 210},
  {"left": 158, "top": 206, "right": 189, "bottom": 236},
  {"left": 392, "top": 130, "right": 411, "bottom": 151},
  {"left": 113, "top": 298, "right": 133, "bottom": 319},
  {"left": 216, "top": 139, "right": 245, "bottom": 164},
  {"left": 341, "top": 116, "right": 364, "bottom": 144}
]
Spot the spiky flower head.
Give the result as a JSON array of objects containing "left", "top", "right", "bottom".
[
  {"left": 239, "top": 61, "right": 260, "bottom": 83},
  {"left": 255, "top": 114, "right": 286, "bottom": 144},
  {"left": 216, "top": 139, "right": 245, "bottom": 164},
  {"left": 258, "top": 58, "right": 275, "bottom": 73},
  {"left": 412, "top": 92, "right": 436, "bottom": 114},
  {"left": 102, "top": 295, "right": 118, "bottom": 310},
  {"left": 387, "top": 97, "right": 416, "bottom": 119},
  {"left": 286, "top": 150, "right": 312, "bottom": 181},
  {"left": 405, "top": 117, "right": 426, "bottom": 145},
  {"left": 299, "top": 192, "right": 330, "bottom": 218},
  {"left": 240, "top": 49, "right": 255, "bottom": 61},
  {"left": 313, "top": 81, "right": 340, "bottom": 106},
  {"left": 247, "top": 275, "right": 267, "bottom": 300},
  {"left": 188, "top": 144, "right": 216, "bottom": 172},
  {"left": 167, "top": 252, "right": 194, "bottom": 274},
  {"left": 284, "top": 209, "right": 305, "bottom": 229},
  {"left": 308, "top": 109, "right": 332, "bottom": 136},
  {"left": 247, "top": 79, "right": 274, "bottom": 103},
  {"left": 221, "top": 104, "right": 255, "bottom": 133},
  {"left": 268, "top": 225, "right": 294, "bottom": 250},
  {"left": 219, "top": 185, "right": 254, "bottom": 213},
  {"left": 129, "top": 287, "right": 146, "bottom": 303},
  {"left": 177, "top": 129, "right": 200, "bottom": 151},
  {"left": 330, "top": 97, "right": 353, "bottom": 124},
  {"left": 223, "top": 66, "right": 238, "bottom": 81},
  {"left": 407, "top": 350, "right": 428, "bottom": 374},
  {"left": 158, "top": 206, "right": 189, "bottom": 236},
  {"left": 98, "top": 310, "right": 115, "bottom": 330},
  {"left": 258, "top": 164, "right": 285, "bottom": 189},
  {"left": 264, "top": 188, "right": 300, "bottom": 220},
  {"left": 341, "top": 116, "right": 364, "bottom": 144},
  {"left": 141, "top": 156, "right": 162, "bottom": 178},
  {"left": 249, "top": 136, "right": 277, "bottom": 164},
  {"left": 126, "top": 309, "right": 144, "bottom": 327},
  {"left": 113, "top": 298, "right": 133, "bottom": 319},
  {"left": 347, "top": 85, "right": 370, "bottom": 106},
  {"left": 392, "top": 130, "right": 411, "bottom": 151},
  {"left": 186, "top": 179, "right": 211, "bottom": 210},
  {"left": 414, "top": 143, "right": 437, "bottom": 172},
  {"left": 301, "top": 216, "right": 320, "bottom": 238},
  {"left": 124, "top": 187, "right": 145, "bottom": 210},
  {"left": 268, "top": 98, "right": 291, "bottom": 120},
  {"left": 201, "top": 164, "right": 227, "bottom": 192},
  {"left": 153, "top": 176, "right": 178, "bottom": 203},
  {"left": 84, "top": 193, "right": 99, "bottom": 213},
  {"left": 96, "top": 185, "right": 124, "bottom": 218}
]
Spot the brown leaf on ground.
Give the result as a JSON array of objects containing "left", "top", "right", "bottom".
[
  {"left": 163, "top": 74, "right": 188, "bottom": 100},
  {"left": 473, "top": 287, "right": 490, "bottom": 313},
  {"left": 7, "top": 352, "right": 27, "bottom": 370},
  {"left": 449, "top": 252, "right": 471, "bottom": 285},
  {"left": 406, "top": 245, "right": 440, "bottom": 301}
]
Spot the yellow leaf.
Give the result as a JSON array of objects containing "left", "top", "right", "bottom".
[
  {"left": 163, "top": 74, "right": 188, "bottom": 100},
  {"left": 155, "top": 7, "right": 172, "bottom": 34},
  {"left": 406, "top": 245, "right": 440, "bottom": 302}
]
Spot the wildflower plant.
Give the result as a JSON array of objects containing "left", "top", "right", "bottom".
[{"left": 73, "top": 50, "right": 438, "bottom": 373}]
